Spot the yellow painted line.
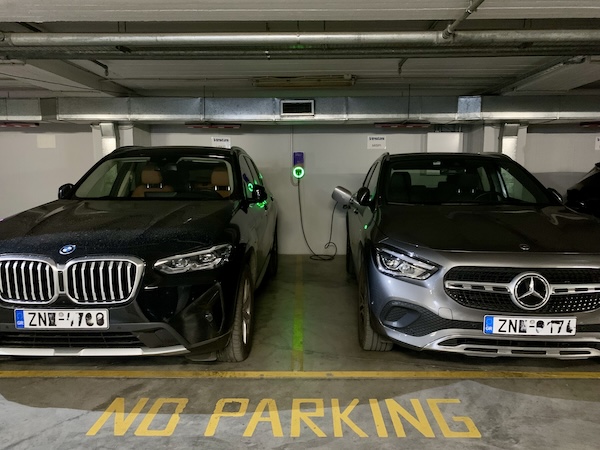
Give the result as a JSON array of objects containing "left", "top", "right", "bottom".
[
  {"left": 2, "top": 370, "right": 600, "bottom": 379},
  {"left": 291, "top": 255, "right": 304, "bottom": 371}
]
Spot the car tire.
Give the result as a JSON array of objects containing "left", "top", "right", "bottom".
[
  {"left": 217, "top": 264, "right": 255, "bottom": 362},
  {"left": 358, "top": 266, "right": 393, "bottom": 352},
  {"left": 267, "top": 226, "right": 278, "bottom": 278}
]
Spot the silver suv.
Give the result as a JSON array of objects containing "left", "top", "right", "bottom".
[{"left": 333, "top": 152, "right": 600, "bottom": 359}]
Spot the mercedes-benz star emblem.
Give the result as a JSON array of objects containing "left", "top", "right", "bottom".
[
  {"left": 59, "top": 244, "right": 76, "bottom": 255},
  {"left": 510, "top": 273, "right": 551, "bottom": 310}
]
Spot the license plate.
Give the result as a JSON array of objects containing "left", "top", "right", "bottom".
[
  {"left": 14, "top": 309, "right": 109, "bottom": 330},
  {"left": 484, "top": 316, "right": 576, "bottom": 336}
]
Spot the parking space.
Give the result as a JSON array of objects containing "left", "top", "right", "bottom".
[{"left": 1, "top": 256, "right": 599, "bottom": 449}]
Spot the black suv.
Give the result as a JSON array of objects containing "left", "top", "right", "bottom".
[
  {"left": 0, "top": 146, "right": 278, "bottom": 361},
  {"left": 566, "top": 162, "right": 600, "bottom": 217}
]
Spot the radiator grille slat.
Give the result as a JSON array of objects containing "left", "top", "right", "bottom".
[
  {"left": 0, "top": 256, "right": 143, "bottom": 305},
  {"left": 66, "top": 259, "right": 139, "bottom": 305},
  {"left": 0, "top": 259, "right": 56, "bottom": 304}
]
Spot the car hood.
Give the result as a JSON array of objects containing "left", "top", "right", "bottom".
[
  {"left": 376, "top": 204, "right": 600, "bottom": 253},
  {"left": 0, "top": 200, "right": 240, "bottom": 260}
]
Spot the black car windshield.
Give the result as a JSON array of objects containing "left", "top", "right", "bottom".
[
  {"left": 75, "top": 156, "right": 235, "bottom": 200},
  {"left": 383, "top": 155, "right": 554, "bottom": 206}
]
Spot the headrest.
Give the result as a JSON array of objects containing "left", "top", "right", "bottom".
[
  {"left": 457, "top": 173, "right": 479, "bottom": 190},
  {"left": 211, "top": 166, "right": 229, "bottom": 186},
  {"left": 389, "top": 171, "right": 411, "bottom": 191},
  {"left": 141, "top": 166, "right": 163, "bottom": 185}
]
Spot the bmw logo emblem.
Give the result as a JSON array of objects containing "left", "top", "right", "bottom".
[{"left": 59, "top": 244, "right": 76, "bottom": 255}]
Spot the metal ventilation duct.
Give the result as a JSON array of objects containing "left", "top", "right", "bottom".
[{"left": 53, "top": 96, "right": 600, "bottom": 124}]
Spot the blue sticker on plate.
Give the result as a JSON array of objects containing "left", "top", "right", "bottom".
[
  {"left": 15, "top": 309, "right": 25, "bottom": 329},
  {"left": 484, "top": 316, "right": 494, "bottom": 334}
]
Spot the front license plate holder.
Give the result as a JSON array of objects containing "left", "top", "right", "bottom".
[
  {"left": 14, "top": 309, "right": 109, "bottom": 330},
  {"left": 484, "top": 316, "right": 576, "bottom": 336}
]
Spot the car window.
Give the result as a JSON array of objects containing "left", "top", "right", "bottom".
[
  {"left": 498, "top": 167, "right": 536, "bottom": 203},
  {"left": 366, "top": 161, "right": 381, "bottom": 200},
  {"left": 74, "top": 156, "right": 235, "bottom": 200},
  {"left": 580, "top": 173, "right": 600, "bottom": 196},
  {"left": 383, "top": 156, "right": 552, "bottom": 205},
  {"left": 362, "top": 161, "right": 377, "bottom": 188},
  {"left": 239, "top": 156, "right": 258, "bottom": 199}
]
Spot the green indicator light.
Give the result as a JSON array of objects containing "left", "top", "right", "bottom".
[
  {"left": 247, "top": 182, "right": 254, "bottom": 192},
  {"left": 292, "top": 166, "right": 305, "bottom": 179},
  {"left": 364, "top": 224, "right": 368, "bottom": 230}
]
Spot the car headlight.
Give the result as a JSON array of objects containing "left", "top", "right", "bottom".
[
  {"left": 154, "top": 244, "right": 232, "bottom": 274},
  {"left": 375, "top": 247, "right": 439, "bottom": 280}
]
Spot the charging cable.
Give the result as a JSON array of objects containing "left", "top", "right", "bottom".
[{"left": 297, "top": 177, "right": 338, "bottom": 261}]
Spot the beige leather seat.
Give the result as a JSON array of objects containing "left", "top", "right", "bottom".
[
  {"left": 211, "top": 166, "right": 231, "bottom": 198},
  {"left": 131, "top": 165, "right": 174, "bottom": 197}
]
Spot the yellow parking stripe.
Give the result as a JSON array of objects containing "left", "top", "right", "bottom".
[
  {"left": 291, "top": 255, "right": 304, "bottom": 371},
  {"left": 1, "top": 370, "right": 600, "bottom": 379}
]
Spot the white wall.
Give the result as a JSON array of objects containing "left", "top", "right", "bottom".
[
  {"left": 523, "top": 129, "right": 599, "bottom": 194},
  {"left": 0, "top": 124, "right": 94, "bottom": 219}
]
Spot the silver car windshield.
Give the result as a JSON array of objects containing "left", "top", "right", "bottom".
[
  {"left": 383, "top": 156, "right": 553, "bottom": 205},
  {"left": 74, "top": 157, "right": 235, "bottom": 200}
]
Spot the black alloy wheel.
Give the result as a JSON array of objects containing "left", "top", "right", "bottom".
[{"left": 217, "top": 264, "right": 255, "bottom": 361}]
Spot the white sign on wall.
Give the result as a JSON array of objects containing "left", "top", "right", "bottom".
[
  {"left": 595, "top": 136, "right": 600, "bottom": 151},
  {"left": 211, "top": 137, "right": 231, "bottom": 148},
  {"left": 367, "top": 135, "right": 387, "bottom": 150}
]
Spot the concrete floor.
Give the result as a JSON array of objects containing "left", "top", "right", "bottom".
[{"left": 1, "top": 255, "right": 600, "bottom": 449}]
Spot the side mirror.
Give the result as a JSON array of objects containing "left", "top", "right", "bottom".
[
  {"left": 356, "top": 187, "right": 371, "bottom": 206},
  {"left": 547, "top": 187, "right": 563, "bottom": 204},
  {"left": 250, "top": 184, "right": 268, "bottom": 204},
  {"left": 331, "top": 186, "right": 352, "bottom": 206},
  {"left": 58, "top": 183, "right": 74, "bottom": 199}
]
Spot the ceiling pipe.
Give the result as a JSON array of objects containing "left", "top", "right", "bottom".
[
  {"left": 3, "top": 30, "right": 600, "bottom": 48},
  {"left": 2, "top": 47, "right": 600, "bottom": 60},
  {"left": 442, "top": 0, "right": 487, "bottom": 40}
]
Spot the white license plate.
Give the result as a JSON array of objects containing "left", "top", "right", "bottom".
[
  {"left": 14, "top": 309, "right": 109, "bottom": 330},
  {"left": 484, "top": 316, "right": 576, "bottom": 336}
]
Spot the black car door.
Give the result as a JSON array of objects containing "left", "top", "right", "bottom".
[{"left": 239, "top": 155, "right": 272, "bottom": 273}]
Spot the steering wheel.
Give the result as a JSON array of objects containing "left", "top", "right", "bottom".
[{"left": 474, "top": 191, "right": 504, "bottom": 201}]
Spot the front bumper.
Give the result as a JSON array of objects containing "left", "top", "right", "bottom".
[
  {"left": 366, "top": 252, "right": 600, "bottom": 359},
  {"left": 0, "top": 280, "right": 230, "bottom": 357}
]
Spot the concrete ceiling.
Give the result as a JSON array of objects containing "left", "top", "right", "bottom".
[{"left": 1, "top": 1, "right": 600, "bottom": 123}]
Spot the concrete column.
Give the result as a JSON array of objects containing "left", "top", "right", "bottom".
[
  {"left": 463, "top": 124, "right": 485, "bottom": 153},
  {"left": 90, "top": 122, "right": 120, "bottom": 161},
  {"left": 426, "top": 131, "right": 463, "bottom": 153},
  {"left": 499, "top": 123, "right": 528, "bottom": 165},
  {"left": 119, "top": 123, "right": 151, "bottom": 147}
]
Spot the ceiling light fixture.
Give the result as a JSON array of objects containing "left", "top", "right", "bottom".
[
  {"left": 253, "top": 75, "right": 356, "bottom": 88},
  {"left": 0, "top": 122, "right": 39, "bottom": 128},
  {"left": 374, "top": 122, "right": 431, "bottom": 129},
  {"left": 185, "top": 123, "right": 241, "bottom": 129}
]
